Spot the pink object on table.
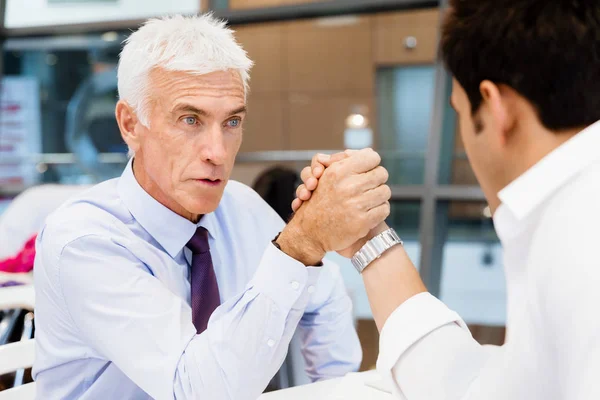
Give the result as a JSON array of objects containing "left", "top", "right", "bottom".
[{"left": 0, "top": 234, "right": 37, "bottom": 273}]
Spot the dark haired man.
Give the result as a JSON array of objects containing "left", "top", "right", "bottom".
[{"left": 293, "top": 1, "right": 600, "bottom": 398}]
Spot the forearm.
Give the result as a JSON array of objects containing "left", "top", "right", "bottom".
[
  {"left": 362, "top": 228, "right": 498, "bottom": 399},
  {"left": 174, "top": 292, "right": 306, "bottom": 399},
  {"left": 360, "top": 223, "right": 427, "bottom": 331},
  {"left": 174, "top": 244, "right": 321, "bottom": 400}
]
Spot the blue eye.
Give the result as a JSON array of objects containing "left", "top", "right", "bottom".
[
  {"left": 227, "top": 118, "right": 241, "bottom": 128},
  {"left": 183, "top": 117, "right": 197, "bottom": 126}
]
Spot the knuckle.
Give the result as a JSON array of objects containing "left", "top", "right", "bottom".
[
  {"left": 373, "top": 151, "right": 382, "bottom": 165},
  {"left": 301, "top": 166, "right": 312, "bottom": 179},
  {"left": 383, "top": 184, "right": 392, "bottom": 199},
  {"left": 380, "top": 167, "right": 389, "bottom": 182},
  {"left": 327, "top": 164, "right": 340, "bottom": 179},
  {"left": 383, "top": 202, "right": 391, "bottom": 217}
]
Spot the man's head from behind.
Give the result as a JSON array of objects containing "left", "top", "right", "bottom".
[
  {"left": 115, "top": 14, "right": 253, "bottom": 221},
  {"left": 441, "top": 0, "right": 600, "bottom": 208}
]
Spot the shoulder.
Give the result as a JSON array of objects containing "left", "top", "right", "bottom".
[
  {"left": 216, "top": 179, "right": 286, "bottom": 238},
  {"left": 39, "top": 179, "right": 130, "bottom": 257},
  {"left": 534, "top": 162, "right": 600, "bottom": 250},
  {"left": 221, "top": 180, "right": 271, "bottom": 211},
  {"left": 222, "top": 180, "right": 284, "bottom": 220},
  {"left": 529, "top": 163, "right": 600, "bottom": 318}
]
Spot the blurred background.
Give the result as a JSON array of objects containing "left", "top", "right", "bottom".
[{"left": 0, "top": 0, "right": 504, "bottom": 387}]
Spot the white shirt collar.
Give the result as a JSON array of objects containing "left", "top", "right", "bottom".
[
  {"left": 117, "top": 158, "right": 220, "bottom": 258},
  {"left": 494, "top": 120, "right": 600, "bottom": 240}
]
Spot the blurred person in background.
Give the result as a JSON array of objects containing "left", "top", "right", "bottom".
[
  {"left": 253, "top": 166, "right": 299, "bottom": 222},
  {"left": 294, "top": 1, "right": 600, "bottom": 399},
  {"left": 31, "top": 14, "right": 393, "bottom": 400}
]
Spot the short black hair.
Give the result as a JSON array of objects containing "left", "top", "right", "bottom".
[
  {"left": 441, "top": 0, "right": 600, "bottom": 131},
  {"left": 252, "top": 167, "right": 299, "bottom": 222}
]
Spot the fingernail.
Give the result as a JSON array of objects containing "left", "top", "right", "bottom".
[{"left": 317, "top": 154, "right": 330, "bottom": 163}]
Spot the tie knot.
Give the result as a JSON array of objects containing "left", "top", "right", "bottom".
[{"left": 187, "top": 227, "right": 210, "bottom": 254}]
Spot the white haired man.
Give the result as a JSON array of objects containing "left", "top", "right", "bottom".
[{"left": 32, "top": 14, "right": 391, "bottom": 400}]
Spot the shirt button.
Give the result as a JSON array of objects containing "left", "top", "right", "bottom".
[
  {"left": 267, "top": 339, "right": 276, "bottom": 347},
  {"left": 291, "top": 281, "right": 300, "bottom": 290},
  {"left": 307, "top": 286, "right": 316, "bottom": 294}
]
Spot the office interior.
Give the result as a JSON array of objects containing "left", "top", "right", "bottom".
[{"left": 0, "top": 0, "right": 505, "bottom": 392}]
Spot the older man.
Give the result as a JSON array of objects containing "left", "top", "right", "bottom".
[{"left": 32, "top": 15, "right": 391, "bottom": 400}]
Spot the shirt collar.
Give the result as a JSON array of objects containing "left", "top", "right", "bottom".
[
  {"left": 495, "top": 120, "right": 600, "bottom": 238},
  {"left": 118, "top": 158, "right": 217, "bottom": 258}
]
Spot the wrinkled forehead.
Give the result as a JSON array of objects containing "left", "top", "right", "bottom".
[{"left": 147, "top": 67, "right": 246, "bottom": 109}]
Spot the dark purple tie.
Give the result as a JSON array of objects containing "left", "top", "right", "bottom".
[{"left": 187, "top": 227, "right": 220, "bottom": 334}]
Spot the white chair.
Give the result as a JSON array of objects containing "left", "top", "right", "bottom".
[
  {"left": 0, "top": 285, "right": 36, "bottom": 400},
  {"left": 0, "top": 285, "right": 35, "bottom": 311},
  {"left": 0, "top": 273, "right": 32, "bottom": 286},
  {"left": 0, "top": 184, "right": 91, "bottom": 260},
  {"left": 0, "top": 339, "right": 36, "bottom": 400}
]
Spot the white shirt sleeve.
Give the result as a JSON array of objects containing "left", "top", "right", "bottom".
[
  {"left": 296, "top": 259, "right": 362, "bottom": 381},
  {"left": 56, "top": 234, "right": 320, "bottom": 400},
  {"left": 377, "top": 293, "right": 502, "bottom": 400}
]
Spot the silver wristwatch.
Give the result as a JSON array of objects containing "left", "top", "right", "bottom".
[{"left": 351, "top": 228, "right": 403, "bottom": 273}]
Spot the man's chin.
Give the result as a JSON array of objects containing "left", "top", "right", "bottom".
[{"left": 184, "top": 195, "right": 224, "bottom": 217}]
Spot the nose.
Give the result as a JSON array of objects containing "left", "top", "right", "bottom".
[{"left": 200, "top": 123, "right": 227, "bottom": 166}]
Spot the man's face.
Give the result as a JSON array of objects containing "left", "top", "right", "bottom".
[
  {"left": 132, "top": 69, "right": 246, "bottom": 219},
  {"left": 450, "top": 78, "right": 504, "bottom": 208}
]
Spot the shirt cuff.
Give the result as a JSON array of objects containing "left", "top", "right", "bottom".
[
  {"left": 250, "top": 243, "right": 322, "bottom": 311},
  {"left": 377, "top": 292, "right": 469, "bottom": 374}
]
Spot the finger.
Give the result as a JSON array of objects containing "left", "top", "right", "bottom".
[
  {"left": 291, "top": 198, "right": 303, "bottom": 212},
  {"left": 366, "top": 201, "right": 391, "bottom": 228},
  {"left": 305, "top": 176, "right": 318, "bottom": 191},
  {"left": 311, "top": 154, "right": 329, "bottom": 178},
  {"left": 296, "top": 184, "right": 312, "bottom": 201},
  {"left": 355, "top": 166, "right": 390, "bottom": 191},
  {"left": 321, "top": 151, "right": 350, "bottom": 167},
  {"left": 340, "top": 148, "right": 382, "bottom": 174},
  {"left": 301, "top": 166, "right": 313, "bottom": 183},
  {"left": 313, "top": 164, "right": 324, "bottom": 179},
  {"left": 362, "top": 185, "right": 392, "bottom": 211}
]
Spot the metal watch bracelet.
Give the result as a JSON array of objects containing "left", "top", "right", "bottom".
[{"left": 351, "top": 228, "right": 403, "bottom": 273}]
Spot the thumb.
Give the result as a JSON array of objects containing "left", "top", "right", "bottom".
[{"left": 318, "top": 151, "right": 350, "bottom": 167}]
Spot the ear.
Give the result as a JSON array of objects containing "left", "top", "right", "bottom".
[
  {"left": 479, "top": 80, "right": 513, "bottom": 144},
  {"left": 116, "top": 100, "right": 141, "bottom": 154}
]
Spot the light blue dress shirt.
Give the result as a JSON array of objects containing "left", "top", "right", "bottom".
[{"left": 32, "top": 160, "right": 361, "bottom": 400}]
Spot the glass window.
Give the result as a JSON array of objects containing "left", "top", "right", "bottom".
[
  {"left": 327, "top": 200, "right": 420, "bottom": 372},
  {"left": 2, "top": 34, "right": 128, "bottom": 189},
  {"left": 437, "top": 201, "right": 506, "bottom": 326},
  {"left": 435, "top": 73, "right": 478, "bottom": 185},
  {"left": 376, "top": 65, "right": 436, "bottom": 185},
  {"left": 5, "top": 0, "right": 199, "bottom": 29},
  {"left": 213, "top": 0, "right": 230, "bottom": 10},
  {"left": 333, "top": 201, "right": 421, "bottom": 320}
]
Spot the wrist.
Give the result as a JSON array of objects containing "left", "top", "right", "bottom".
[
  {"left": 361, "top": 222, "right": 390, "bottom": 250},
  {"left": 276, "top": 220, "right": 325, "bottom": 266}
]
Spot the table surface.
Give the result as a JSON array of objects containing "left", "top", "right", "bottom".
[{"left": 258, "top": 371, "right": 393, "bottom": 400}]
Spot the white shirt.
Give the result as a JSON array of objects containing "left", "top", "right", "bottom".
[
  {"left": 377, "top": 120, "right": 600, "bottom": 400},
  {"left": 0, "top": 184, "right": 90, "bottom": 259},
  {"left": 33, "top": 160, "right": 361, "bottom": 400}
]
